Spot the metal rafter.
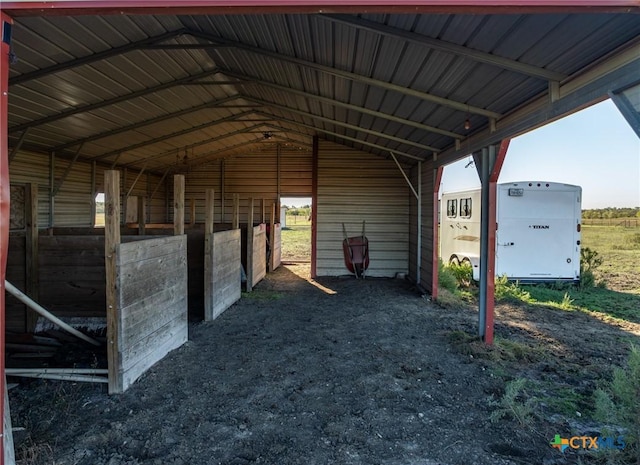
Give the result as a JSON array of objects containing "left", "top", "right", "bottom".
[
  {"left": 180, "top": 137, "right": 267, "bottom": 170},
  {"left": 9, "top": 68, "right": 222, "bottom": 134},
  {"left": 51, "top": 95, "right": 243, "bottom": 152},
  {"left": 9, "top": 29, "right": 187, "bottom": 86},
  {"left": 246, "top": 96, "right": 440, "bottom": 152},
  {"left": 188, "top": 30, "right": 501, "bottom": 119},
  {"left": 257, "top": 114, "right": 425, "bottom": 161},
  {"left": 122, "top": 123, "right": 268, "bottom": 168},
  {"left": 223, "top": 69, "right": 461, "bottom": 139},
  {"left": 87, "top": 110, "right": 256, "bottom": 161},
  {"left": 323, "top": 15, "right": 567, "bottom": 82}
]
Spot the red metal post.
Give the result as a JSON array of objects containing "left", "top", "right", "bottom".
[
  {"left": 310, "top": 136, "right": 318, "bottom": 279},
  {"left": 0, "top": 11, "right": 12, "bottom": 465},
  {"left": 483, "top": 139, "right": 510, "bottom": 345},
  {"left": 431, "top": 165, "right": 443, "bottom": 299}
]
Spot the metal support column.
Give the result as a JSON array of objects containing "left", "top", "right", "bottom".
[
  {"left": 431, "top": 165, "right": 443, "bottom": 298},
  {"left": 472, "top": 140, "right": 510, "bottom": 344},
  {"left": 0, "top": 13, "right": 13, "bottom": 464}
]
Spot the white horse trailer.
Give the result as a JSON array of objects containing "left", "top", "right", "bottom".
[{"left": 440, "top": 182, "right": 582, "bottom": 283}]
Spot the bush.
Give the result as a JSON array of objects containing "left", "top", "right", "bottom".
[
  {"left": 594, "top": 345, "right": 640, "bottom": 464},
  {"left": 494, "top": 276, "right": 532, "bottom": 304},
  {"left": 438, "top": 259, "right": 459, "bottom": 293},
  {"left": 449, "top": 261, "right": 473, "bottom": 287},
  {"left": 580, "top": 247, "right": 604, "bottom": 288}
]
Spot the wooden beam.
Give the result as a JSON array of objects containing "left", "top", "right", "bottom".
[
  {"left": 173, "top": 175, "right": 185, "bottom": 236},
  {"left": 189, "top": 198, "right": 196, "bottom": 227},
  {"left": 261, "top": 198, "right": 266, "bottom": 224},
  {"left": 137, "top": 196, "right": 145, "bottom": 236},
  {"left": 232, "top": 194, "right": 239, "bottom": 230},
  {"left": 269, "top": 202, "right": 276, "bottom": 272},
  {"left": 311, "top": 137, "right": 318, "bottom": 279},
  {"left": 25, "top": 183, "right": 39, "bottom": 332},
  {"left": 90, "top": 161, "right": 96, "bottom": 226},
  {"left": 104, "top": 170, "right": 122, "bottom": 394},
  {"left": 204, "top": 188, "right": 215, "bottom": 319},
  {"left": 246, "top": 197, "right": 254, "bottom": 293},
  {"left": 205, "top": 189, "right": 215, "bottom": 236}
]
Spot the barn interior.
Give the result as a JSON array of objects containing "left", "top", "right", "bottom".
[{"left": 0, "top": 2, "right": 639, "bottom": 458}]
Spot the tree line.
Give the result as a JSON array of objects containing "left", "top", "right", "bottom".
[{"left": 582, "top": 207, "right": 640, "bottom": 219}]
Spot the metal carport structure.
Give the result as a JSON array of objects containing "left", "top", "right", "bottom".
[{"left": 1, "top": 1, "right": 639, "bottom": 461}]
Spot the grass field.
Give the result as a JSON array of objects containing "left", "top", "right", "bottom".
[
  {"left": 581, "top": 224, "right": 640, "bottom": 293},
  {"left": 281, "top": 216, "right": 311, "bottom": 262}
]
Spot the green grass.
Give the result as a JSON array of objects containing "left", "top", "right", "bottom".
[
  {"left": 281, "top": 221, "right": 311, "bottom": 262},
  {"left": 582, "top": 225, "right": 640, "bottom": 294}
]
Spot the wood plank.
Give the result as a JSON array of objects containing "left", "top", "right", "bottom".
[
  {"left": 104, "top": 170, "right": 122, "bottom": 394},
  {"left": 137, "top": 195, "right": 145, "bottom": 235},
  {"left": 121, "top": 294, "right": 187, "bottom": 347},
  {"left": 205, "top": 229, "right": 241, "bottom": 321},
  {"left": 189, "top": 197, "right": 196, "bottom": 227},
  {"left": 118, "top": 235, "right": 184, "bottom": 265},
  {"left": 205, "top": 189, "right": 214, "bottom": 236},
  {"left": 120, "top": 314, "right": 187, "bottom": 373},
  {"left": 273, "top": 224, "right": 282, "bottom": 270},
  {"left": 269, "top": 203, "right": 276, "bottom": 272},
  {"left": 121, "top": 317, "right": 187, "bottom": 390},
  {"left": 246, "top": 198, "right": 254, "bottom": 292},
  {"left": 118, "top": 253, "right": 186, "bottom": 308},
  {"left": 173, "top": 175, "right": 185, "bottom": 236},
  {"left": 232, "top": 193, "right": 239, "bottom": 230},
  {"left": 252, "top": 224, "right": 266, "bottom": 286}
]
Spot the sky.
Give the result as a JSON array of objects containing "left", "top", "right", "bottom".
[
  {"left": 441, "top": 99, "right": 640, "bottom": 209},
  {"left": 287, "top": 99, "right": 638, "bottom": 210}
]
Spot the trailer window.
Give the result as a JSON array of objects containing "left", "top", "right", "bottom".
[
  {"left": 460, "top": 198, "right": 472, "bottom": 218},
  {"left": 446, "top": 199, "right": 457, "bottom": 218}
]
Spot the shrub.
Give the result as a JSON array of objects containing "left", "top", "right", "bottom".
[
  {"left": 449, "top": 261, "right": 473, "bottom": 287},
  {"left": 580, "top": 247, "right": 603, "bottom": 288},
  {"left": 594, "top": 345, "right": 640, "bottom": 463},
  {"left": 438, "top": 259, "right": 459, "bottom": 293},
  {"left": 489, "top": 378, "right": 537, "bottom": 428},
  {"left": 494, "top": 276, "right": 532, "bottom": 304}
]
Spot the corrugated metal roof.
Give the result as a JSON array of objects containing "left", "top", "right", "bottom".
[{"left": 6, "top": 11, "right": 640, "bottom": 173}]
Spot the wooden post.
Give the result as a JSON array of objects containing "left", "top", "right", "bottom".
[
  {"left": 90, "top": 161, "right": 96, "bottom": 227},
  {"left": 173, "top": 175, "right": 185, "bottom": 236},
  {"left": 105, "top": 170, "right": 122, "bottom": 394},
  {"left": 204, "top": 189, "right": 215, "bottom": 318},
  {"left": 246, "top": 197, "right": 254, "bottom": 292},
  {"left": 232, "top": 194, "right": 239, "bottom": 230},
  {"left": 25, "top": 183, "right": 39, "bottom": 332},
  {"left": 137, "top": 196, "right": 146, "bottom": 236},
  {"left": 269, "top": 202, "right": 276, "bottom": 272},
  {"left": 261, "top": 198, "right": 266, "bottom": 224},
  {"left": 205, "top": 189, "right": 215, "bottom": 236},
  {"left": 189, "top": 198, "right": 196, "bottom": 227}
]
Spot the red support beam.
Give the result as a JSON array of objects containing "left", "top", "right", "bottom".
[
  {"left": 310, "top": 136, "right": 318, "bottom": 279},
  {"left": 2, "top": 0, "right": 638, "bottom": 16},
  {"left": 431, "top": 165, "right": 443, "bottom": 299},
  {"left": 483, "top": 139, "right": 510, "bottom": 345},
  {"left": 0, "top": 11, "right": 13, "bottom": 465}
]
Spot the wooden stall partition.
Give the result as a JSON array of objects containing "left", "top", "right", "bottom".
[
  {"left": 271, "top": 223, "right": 281, "bottom": 271},
  {"left": 106, "top": 170, "right": 188, "bottom": 394},
  {"left": 113, "top": 235, "right": 188, "bottom": 393},
  {"left": 252, "top": 224, "right": 267, "bottom": 288},
  {"left": 204, "top": 229, "right": 241, "bottom": 321}
]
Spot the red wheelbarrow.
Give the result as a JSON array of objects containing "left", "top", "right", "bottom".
[{"left": 342, "top": 221, "right": 369, "bottom": 279}]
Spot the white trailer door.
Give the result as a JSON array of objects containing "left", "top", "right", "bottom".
[{"left": 496, "top": 187, "right": 579, "bottom": 280}]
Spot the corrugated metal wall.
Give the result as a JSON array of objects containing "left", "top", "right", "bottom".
[
  {"left": 9, "top": 151, "right": 51, "bottom": 227},
  {"left": 10, "top": 150, "right": 167, "bottom": 227},
  {"left": 184, "top": 144, "right": 312, "bottom": 223},
  {"left": 408, "top": 160, "right": 435, "bottom": 292},
  {"left": 316, "top": 141, "right": 409, "bottom": 278}
]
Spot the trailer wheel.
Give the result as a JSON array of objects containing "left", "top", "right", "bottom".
[{"left": 461, "top": 258, "right": 472, "bottom": 267}]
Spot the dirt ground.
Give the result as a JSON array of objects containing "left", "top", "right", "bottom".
[{"left": 9, "top": 264, "right": 640, "bottom": 465}]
